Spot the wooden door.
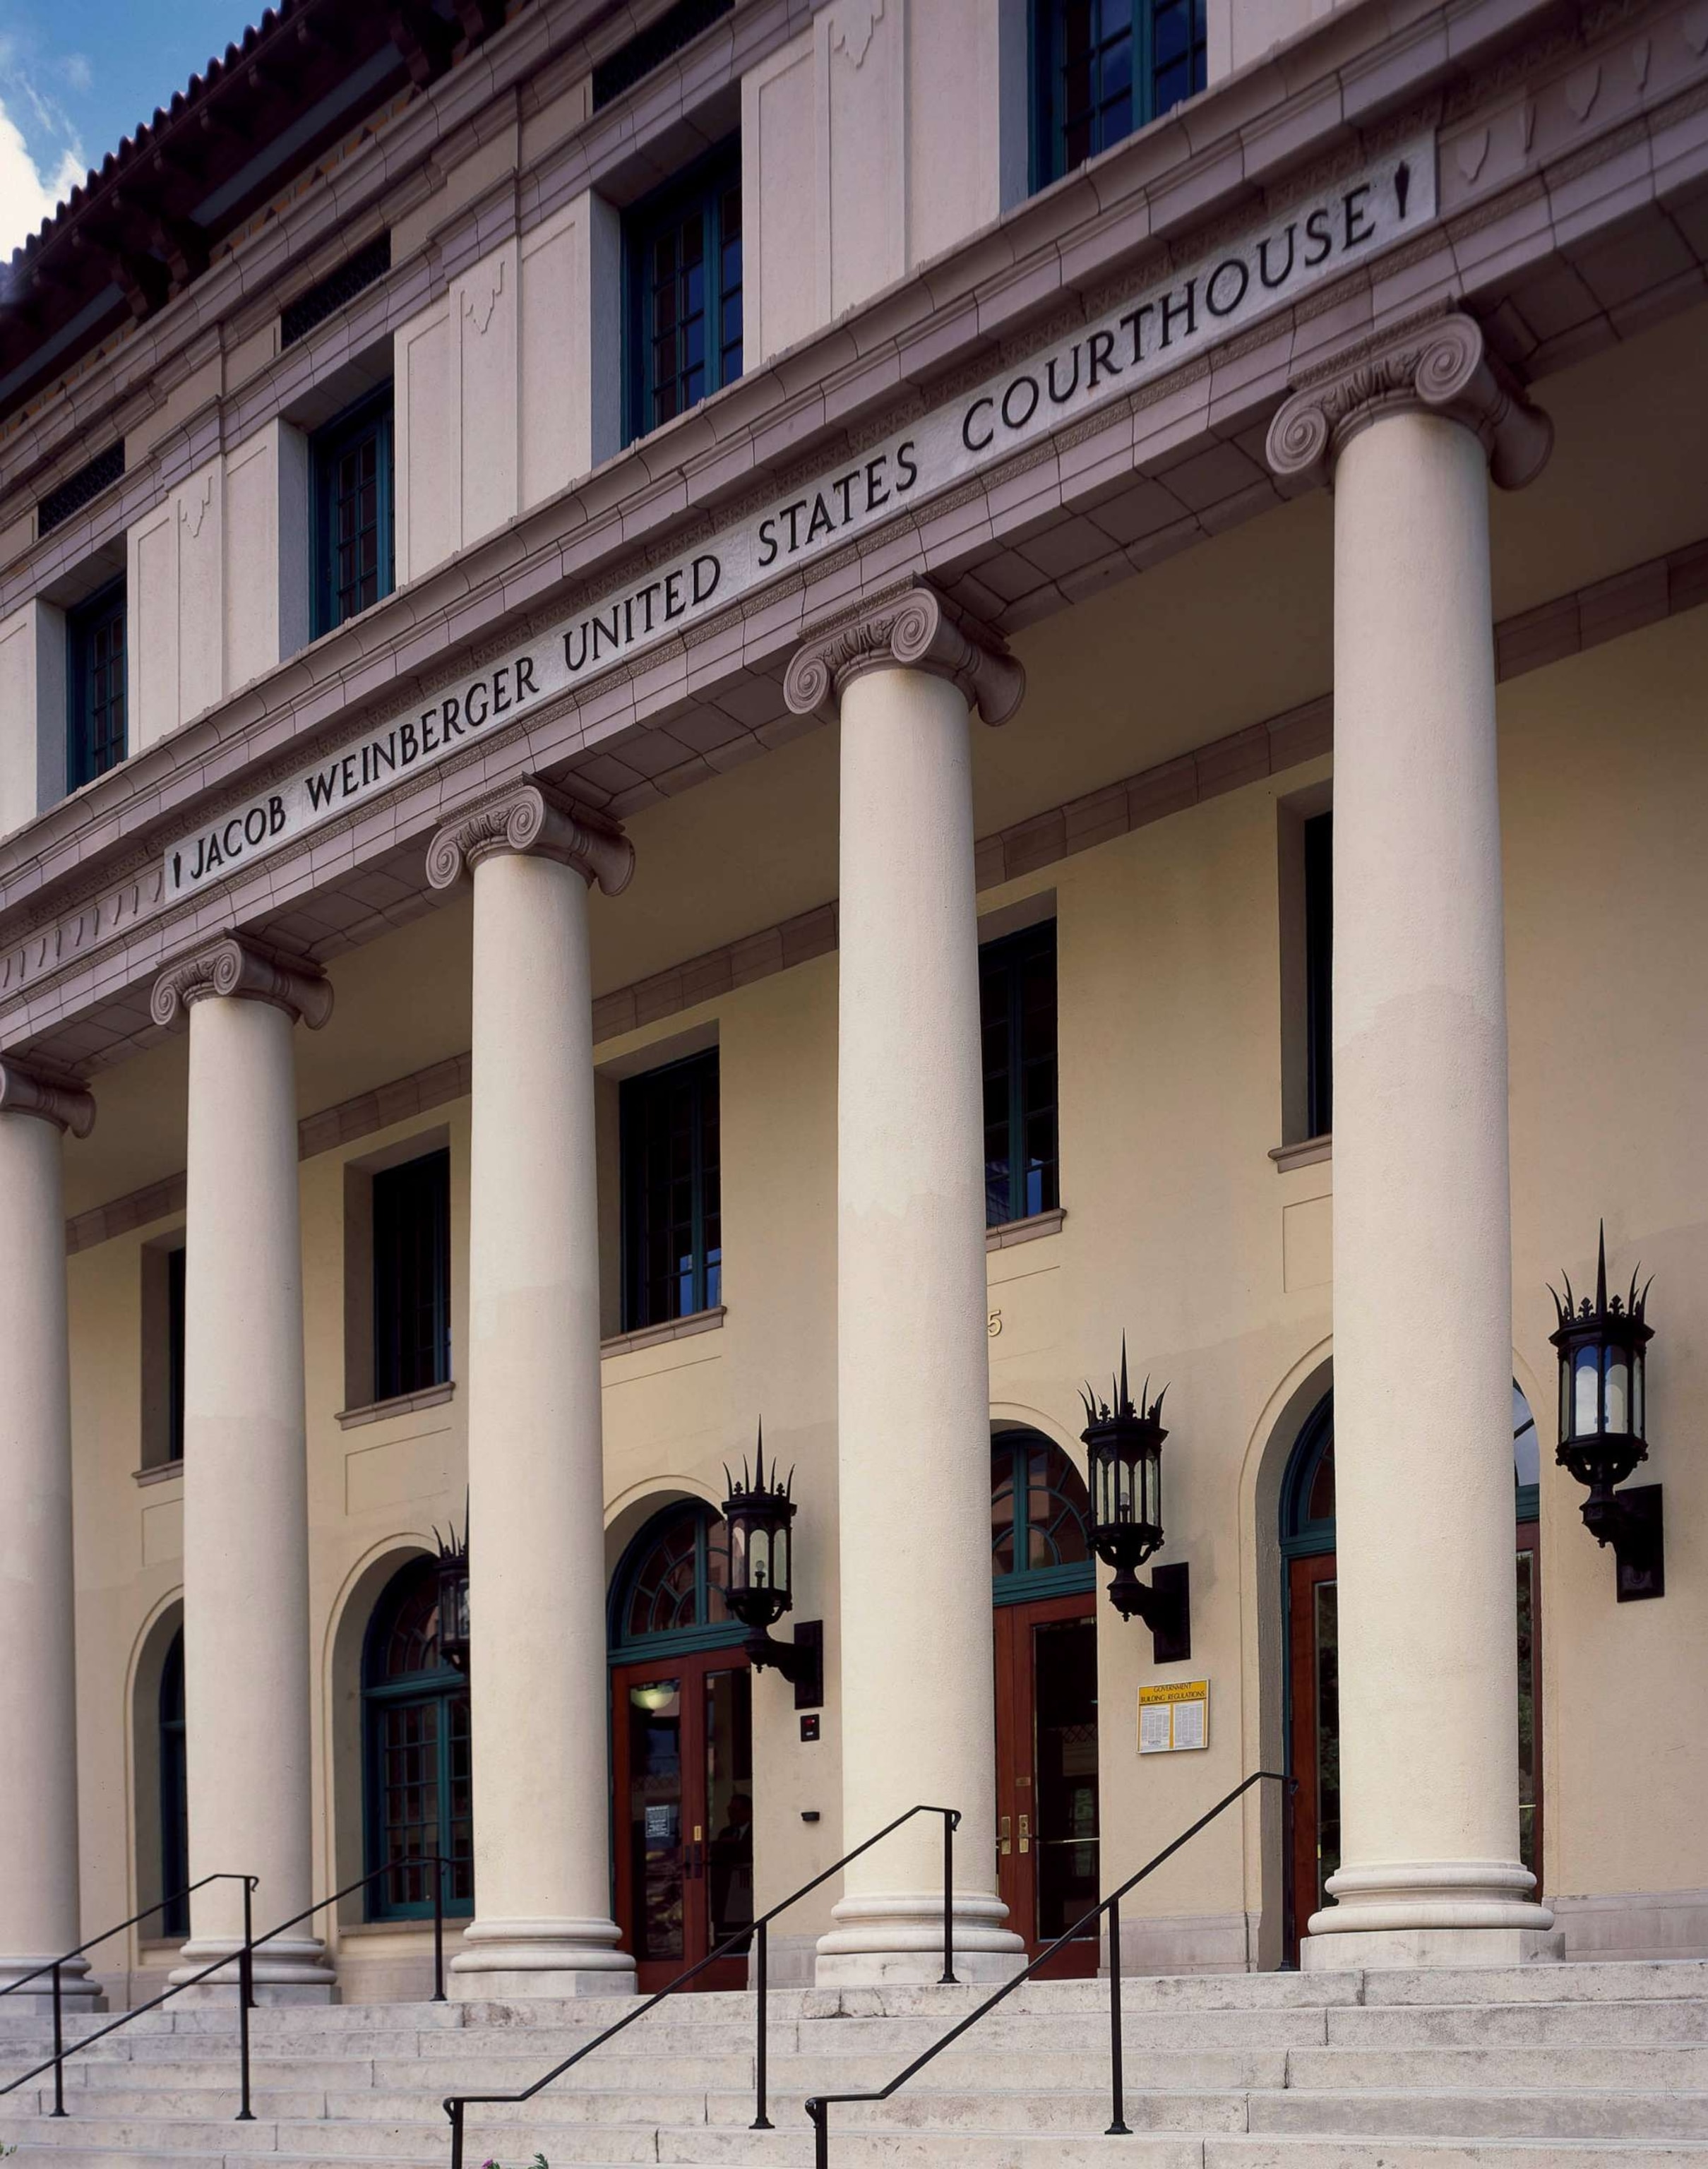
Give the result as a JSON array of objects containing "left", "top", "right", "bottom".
[
  {"left": 994, "top": 1593, "right": 1099, "bottom": 1976},
  {"left": 1286, "top": 1528, "right": 1543, "bottom": 1962},
  {"left": 611, "top": 1651, "right": 753, "bottom": 1992}
]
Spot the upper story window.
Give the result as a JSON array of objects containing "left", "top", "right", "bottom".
[
  {"left": 621, "top": 1050, "right": 722, "bottom": 1330},
  {"left": 167, "top": 1245, "right": 186, "bottom": 1464},
  {"left": 372, "top": 1148, "right": 451, "bottom": 1403},
  {"left": 1032, "top": 0, "right": 1207, "bottom": 188},
  {"left": 66, "top": 576, "right": 126, "bottom": 791},
  {"left": 624, "top": 142, "right": 742, "bottom": 446},
  {"left": 312, "top": 388, "right": 395, "bottom": 638},
  {"left": 1303, "top": 811, "right": 1333, "bottom": 1140},
  {"left": 981, "top": 921, "right": 1060, "bottom": 1229}
]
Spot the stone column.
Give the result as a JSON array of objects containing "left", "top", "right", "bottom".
[
  {"left": 152, "top": 939, "right": 336, "bottom": 1995},
  {"left": 1268, "top": 313, "right": 1557, "bottom": 1968},
  {"left": 0, "top": 1064, "right": 97, "bottom": 2009},
  {"left": 784, "top": 583, "right": 1027, "bottom": 1983},
  {"left": 426, "top": 781, "right": 637, "bottom": 1997}
]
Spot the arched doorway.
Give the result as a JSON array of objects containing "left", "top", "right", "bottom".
[
  {"left": 609, "top": 1502, "right": 752, "bottom": 1992},
  {"left": 991, "top": 1428, "right": 1099, "bottom": 1975},
  {"left": 361, "top": 1554, "right": 474, "bottom": 1920},
  {"left": 1281, "top": 1385, "right": 1542, "bottom": 1959}
]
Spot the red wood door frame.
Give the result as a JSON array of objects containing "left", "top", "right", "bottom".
[{"left": 994, "top": 1591, "right": 1099, "bottom": 1978}]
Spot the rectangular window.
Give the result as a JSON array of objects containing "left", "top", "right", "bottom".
[
  {"left": 1303, "top": 811, "right": 1332, "bottom": 1139},
  {"left": 1032, "top": 0, "right": 1207, "bottom": 189},
  {"left": 981, "top": 922, "right": 1060, "bottom": 1229},
  {"left": 167, "top": 1245, "right": 186, "bottom": 1464},
  {"left": 372, "top": 1148, "right": 451, "bottom": 1403},
  {"left": 624, "top": 143, "right": 742, "bottom": 446},
  {"left": 66, "top": 576, "right": 127, "bottom": 790},
  {"left": 621, "top": 1051, "right": 722, "bottom": 1330},
  {"left": 311, "top": 388, "right": 395, "bottom": 638}
]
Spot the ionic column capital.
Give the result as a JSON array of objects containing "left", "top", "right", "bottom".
[
  {"left": 150, "top": 936, "right": 334, "bottom": 1032},
  {"left": 425, "top": 781, "right": 635, "bottom": 896},
  {"left": 783, "top": 581, "right": 1025, "bottom": 729},
  {"left": 1267, "top": 311, "right": 1553, "bottom": 493},
  {"left": 0, "top": 1062, "right": 95, "bottom": 1138}
]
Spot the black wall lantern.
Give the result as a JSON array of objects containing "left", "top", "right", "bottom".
[
  {"left": 434, "top": 1503, "right": 471, "bottom": 1674},
  {"left": 1550, "top": 1224, "right": 1664, "bottom": 1601},
  {"left": 722, "top": 1429, "right": 823, "bottom": 1707},
  {"left": 1080, "top": 1341, "right": 1190, "bottom": 1661}
]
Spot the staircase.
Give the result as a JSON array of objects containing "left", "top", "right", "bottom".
[{"left": 4, "top": 1961, "right": 1708, "bottom": 2168}]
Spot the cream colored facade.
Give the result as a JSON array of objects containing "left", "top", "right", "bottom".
[{"left": 1, "top": 0, "right": 1707, "bottom": 2016}]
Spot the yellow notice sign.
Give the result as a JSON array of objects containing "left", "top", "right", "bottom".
[{"left": 1138, "top": 1679, "right": 1209, "bottom": 1755}]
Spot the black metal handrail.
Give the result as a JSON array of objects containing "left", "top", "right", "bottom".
[
  {"left": 443, "top": 1803, "right": 962, "bottom": 2168},
  {"left": 0, "top": 1854, "right": 459, "bottom": 2125},
  {"left": 805, "top": 1771, "right": 1291, "bottom": 2165}
]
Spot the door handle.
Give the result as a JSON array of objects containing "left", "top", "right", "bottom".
[
  {"left": 998, "top": 1815, "right": 1012, "bottom": 1858},
  {"left": 1017, "top": 1814, "right": 1031, "bottom": 1856}
]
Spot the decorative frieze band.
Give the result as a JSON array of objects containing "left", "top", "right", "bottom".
[
  {"left": 0, "top": 1060, "right": 95, "bottom": 1137},
  {"left": 1266, "top": 311, "right": 1553, "bottom": 493},
  {"left": 150, "top": 936, "right": 335, "bottom": 1031},
  {"left": 425, "top": 780, "right": 635, "bottom": 895},
  {"left": 783, "top": 582, "right": 1026, "bottom": 729}
]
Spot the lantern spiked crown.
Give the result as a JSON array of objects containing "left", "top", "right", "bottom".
[
  {"left": 1080, "top": 1337, "right": 1190, "bottom": 1658},
  {"left": 1548, "top": 1222, "right": 1664, "bottom": 1600},
  {"left": 722, "top": 1424, "right": 823, "bottom": 1699},
  {"left": 432, "top": 1498, "right": 470, "bottom": 1674}
]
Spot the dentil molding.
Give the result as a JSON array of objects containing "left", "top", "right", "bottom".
[
  {"left": 150, "top": 936, "right": 335, "bottom": 1031},
  {"left": 425, "top": 779, "right": 636, "bottom": 895},
  {"left": 1266, "top": 310, "right": 1553, "bottom": 493},
  {"left": 0, "top": 1060, "right": 95, "bottom": 1136},
  {"left": 783, "top": 581, "right": 1026, "bottom": 729}
]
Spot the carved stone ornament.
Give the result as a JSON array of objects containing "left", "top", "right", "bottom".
[
  {"left": 150, "top": 936, "right": 335, "bottom": 1032},
  {"left": 0, "top": 1060, "right": 95, "bottom": 1137},
  {"left": 424, "top": 780, "right": 636, "bottom": 896},
  {"left": 782, "top": 582, "right": 1026, "bottom": 729},
  {"left": 1266, "top": 311, "right": 1553, "bottom": 493}
]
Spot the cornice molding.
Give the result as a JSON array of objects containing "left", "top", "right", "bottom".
[
  {"left": 425, "top": 779, "right": 636, "bottom": 895},
  {"left": 0, "top": 1060, "right": 95, "bottom": 1137},
  {"left": 783, "top": 582, "right": 1026, "bottom": 729},
  {"left": 149, "top": 936, "right": 334, "bottom": 1032},
  {"left": 1266, "top": 309, "right": 1554, "bottom": 491}
]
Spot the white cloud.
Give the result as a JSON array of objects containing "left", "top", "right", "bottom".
[{"left": 0, "top": 94, "right": 82, "bottom": 257}]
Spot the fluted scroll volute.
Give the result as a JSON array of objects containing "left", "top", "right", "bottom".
[
  {"left": 783, "top": 581, "right": 1026, "bottom": 729},
  {"left": 0, "top": 1061, "right": 95, "bottom": 1137},
  {"left": 150, "top": 936, "right": 334, "bottom": 1031},
  {"left": 1266, "top": 311, "right": 1553, "bottom": 493},
  {"left": 426, "top": 781, "right": 636, "bottom": 895}
]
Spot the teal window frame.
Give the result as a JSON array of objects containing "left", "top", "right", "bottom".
[
  {"left": 619, "top": 1050, "right": 722, "bottom": 1332},
  {"left": 66, "top": 575, "right": 127, "bottom": 791},
  {"left": 981, "top": 921, "right": 1060, "bottom": 1229},
  {"left": 371, "top": 1148, "right": 451, "bottom": 1403},
  {"left": 1030, "top": 0, "right": 1207, "bottom": 191},
  {"left": 362, "top": 1555, "right": 474, "bottom": 1923},
  {"left": 991, "top": 1430, "right": 1094, "bottom": 1607},
  {"left": 311, "top": 386, "right": 395, "bottom": 638},
  {"left": 623, "top": 139, "right": 743, "bottom": 447},
  {"left": 608, "top": 1501, "right": 746, "bottom": 1663},
  {"left": 159, "top": 1629, "right": 189, "bottom": 1937}
]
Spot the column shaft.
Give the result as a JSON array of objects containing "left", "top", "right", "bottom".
[{"left": 0, "top": 1102, "right": 92, "bottom": 2004}]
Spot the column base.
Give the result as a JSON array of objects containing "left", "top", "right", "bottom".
[
  {"left": 1306, "top": 1859, "right": 1559, "bottom": 1969},
  {"left": 815, "top": 1892, "right": 1025, "bottom": 1986},
  {"left": 448, "top": 1916, "right": 636, "bottom": 2000},
  {"left": 169, "top": 1935, "right": 338, "bottom": 2002},
  {"left": 0, "top": 1955, "right": 102, "bottom": 2013}
]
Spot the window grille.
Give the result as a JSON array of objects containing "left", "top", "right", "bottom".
[
  {"left": 592, "top": 0, "right": 734, "bottom": 110},
  {"left": 281, "top": 233, "right": 392, "bottom": 349},
  {"left": 38, "top": 441, "right": 124, "bottom": 538}
]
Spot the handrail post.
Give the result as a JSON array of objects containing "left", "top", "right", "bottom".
[
  {"left": 448, "top": 2096, "right": 465, "bottom": 2169},
  {"left": 50, "top": 1961, "right": 66, "bottom": 2118},
  {"left": 432, "top": 1857, "right": 446, "bottom": 2003},
  {"left": 235, "top": 1879, "right": 255, "bottom": 2122},
  {"left": 1105, "top": 1898, "right": 1128, "bottom": 2135},
  {"left": 808, "top": 2096, "right": 828, "bottom": 2169},
  {"left": 940, "top": 1810, "right": 956, "bottom": 1985},
  {"left": 751, "top": 1917, "right": 771, "bottom": 2129}
]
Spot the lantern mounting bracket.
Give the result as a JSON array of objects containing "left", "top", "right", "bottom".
[
  {"left": 742, "top": 1618, "right": 824, "bottom": 1707},
  {"left": 1107, "top": 1559, "right": 1192, "bottom": 1661},
  {"left": 1583, "top": 1483, "right": 1665, "bottom": 1603}
]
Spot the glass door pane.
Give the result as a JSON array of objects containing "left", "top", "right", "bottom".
[
  {"left": 704, "top": 1668, "right": 754, "bottom": 1952},
  {"left": 626, "top": 1678, "right": 684, "bottom": 1962},
  {"left": 1032, "top": 1618, "right": 1099, "bottom": 1941}
]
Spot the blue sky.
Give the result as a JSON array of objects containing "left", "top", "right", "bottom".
[{"left": 0, "top": 1, "right": 262, "bottom": 254}]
